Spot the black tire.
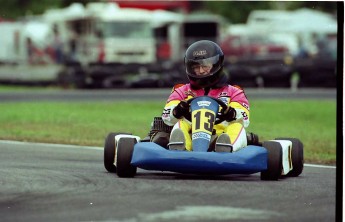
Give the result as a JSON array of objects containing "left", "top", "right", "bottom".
[
  {"left": 261, "top": 141, "right": 283, "bottom": 181},
  {"left": 104, "top": 132, "right": 131, "bottom": 173},
  {"left": 104, "top": 133, "right": 118, "bottom": 173},
  {"left": 275, "top": 138, "right": 304, "bottom": 177},
  {"left": 116, "top": 137, "right": 137, "bottom": 178}
]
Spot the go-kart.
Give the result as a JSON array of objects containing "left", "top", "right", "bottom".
[{"left": 104, "top": 96, "right": 303, "bottom": 180}]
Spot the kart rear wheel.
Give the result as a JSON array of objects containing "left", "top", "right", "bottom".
[
  {"left": 116, "top": 137, "right": 137, "bottom": 178},
  {"left": 104, "top": 132, "right": 131, "bottom": 173},
  {"left": 276, "top": 138, "right": 304, "bottom": 177},
  {"left": 261, "top": 141, "right": 283, "bottom": 181}
]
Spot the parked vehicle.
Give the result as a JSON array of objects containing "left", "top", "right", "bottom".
[
  {"left": 220, "top": 33, "right": 293, "bottom": 88},
  {"left": 220, "top": 34, "right": 289, "bottom": 61}
]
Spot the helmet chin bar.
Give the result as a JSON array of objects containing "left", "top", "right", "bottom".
[{"left": 189, "top": 71, "right": 221, "bottom": 89}]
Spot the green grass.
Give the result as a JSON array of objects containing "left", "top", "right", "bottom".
[
  {"left": 0, "top": 85, "right": 59, "bottom": 91},
  {"left": 0, "top": 100, "right": 336, "bottom": 165},
  {"left": 247, "top": 100, "right": 336, "bottom": 165},
  {"left": 1, "top": 101, "right": 162, "bottom": 145}
]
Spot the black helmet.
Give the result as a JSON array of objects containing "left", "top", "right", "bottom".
[{"left": 185, "top": 40, "right": 225, "bottom": 89}]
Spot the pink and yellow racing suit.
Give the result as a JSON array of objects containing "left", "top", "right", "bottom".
[{"left": 162, "top": 83, "right": 250, "bottom": 151}]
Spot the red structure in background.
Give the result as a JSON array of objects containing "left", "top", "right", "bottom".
[
  {"left": 0, "top": 17, "right": 14, "bottom": 22},
  {"left": 111, "top": 0, "right": 190, "bottom": 12}
]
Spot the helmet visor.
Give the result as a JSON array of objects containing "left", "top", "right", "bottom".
[{"left": 186, "top": 55, "right": 220, "bottom": 77}]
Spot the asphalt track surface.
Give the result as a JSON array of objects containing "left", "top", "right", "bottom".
[{"left": 0, "top": 140, "right": 336, "bottom": 222}]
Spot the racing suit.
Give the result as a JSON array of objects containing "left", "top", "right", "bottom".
[{"left": 162, "top": 83, "right": 250, "bottom": 152}]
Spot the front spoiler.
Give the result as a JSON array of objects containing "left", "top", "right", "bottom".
[{"left": 131, "top": 142, "right": 268, "bottom": 175}]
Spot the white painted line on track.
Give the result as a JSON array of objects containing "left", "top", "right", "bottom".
[
  {"left": 0, "top": 140, "right": 102, "bottom": 151},
  {"left": 0, "top": 140, "right": 336, "bottom": 169},
  {"left": 121, "top": 205, "right": 282, "bottom": 221},
  {"left": 304, "top": 163, "right": 336, "bottom": 169}
]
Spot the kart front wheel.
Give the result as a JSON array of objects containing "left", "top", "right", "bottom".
[
  {"left": 104, "top": 132, "right": 118, "bottom": 173},
  {"left": 116, "top": 137, "right": 137, "bottom": 178},
  {"left": 261, "top": 141, "right": 283, "bottom": 181},
  {"left": 104, "top": 132, "right": 131, "bottom": 173},
  {"left": 276, "top": 138, "right": 304, "bottom": 177}
]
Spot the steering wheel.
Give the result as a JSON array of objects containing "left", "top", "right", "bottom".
[{"left": 184, "top": 96, "right": 228, "bottom": 125}]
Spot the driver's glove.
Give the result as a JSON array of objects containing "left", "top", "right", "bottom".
[
  {"left": 173, "top": 100, "right": 189, "bottom": 119},
  {"left": 222, "top": 106, "right": 236, "bottom": 122}
]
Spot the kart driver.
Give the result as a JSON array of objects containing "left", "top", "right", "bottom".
[{"left": 162, "top": 40, "right": 250, "bottom": 152}]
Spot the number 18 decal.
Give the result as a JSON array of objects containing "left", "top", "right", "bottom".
[{"left": 192, "top": 109, "right": 215, "bottom": 134}]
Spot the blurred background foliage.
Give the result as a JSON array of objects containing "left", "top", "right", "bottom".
[
  {"left": 203, "top": 1, "right": 338, "bottom": 23},
  {"left": 0, "top": 0, "right": 338, "bottom": 22}
]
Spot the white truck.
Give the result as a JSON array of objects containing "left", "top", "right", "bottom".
[
  {"left": 91, "top": 4, "right": 156, "bottom": 64},
  {"left": 0, "top": 20, "right": 63, "bottom": 85},
  {"left": 41, "top": 2, "right": 159, "bottom": 88},
  {"left": 41, "top": 2, "right": 156, "bottom": 65}
]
